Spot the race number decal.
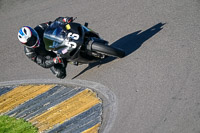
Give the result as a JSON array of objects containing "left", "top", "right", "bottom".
[
  {"left": 65, "top": 32, "right": 79, "bottom": 49},
  {"left": 68, "top": 32, "right": 79, "bottom": 40},
  {"left": 65, "top": 41, "right": 77, "bottom": 49}
]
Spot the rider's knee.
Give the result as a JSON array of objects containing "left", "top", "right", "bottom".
[
  {"left": 50, "top": 66, "right": 66, "bottom": 79},
  {"left": 56, "top": 72, "right": 66, "bottom": 79}
]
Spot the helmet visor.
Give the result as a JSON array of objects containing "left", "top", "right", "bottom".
[{"left": 26, "top": 28, "right": 39, "bottom": 47}]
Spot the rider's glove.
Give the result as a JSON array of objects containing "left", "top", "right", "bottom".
[
  {"left": 55, "top": 17, "right": 73, "bottom": 24},
  {"left": 53, "top": 56, "right": 62, "bottom": 64},
  {"left": 58, "top": 17, "right": 74, "bottom": 24},
  {"left": 63, "top": 17, "right": 74, "bottom": 23}
]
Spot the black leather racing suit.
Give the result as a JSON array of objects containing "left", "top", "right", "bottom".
[{"left": 24, "top": 18, "right": 69, "bottom": 79}]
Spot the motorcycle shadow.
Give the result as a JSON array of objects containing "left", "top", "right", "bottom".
[{"left": 72, "top": 22, "right": 166, "bottom": 79}]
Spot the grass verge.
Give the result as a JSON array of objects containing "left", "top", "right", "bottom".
[{"left": 0, "top": 115, "right": 38, "bottom": 133}]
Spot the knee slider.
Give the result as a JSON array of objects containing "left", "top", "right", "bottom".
[{"left": 56, "top": 71, "right": 66, "bottom": 79}]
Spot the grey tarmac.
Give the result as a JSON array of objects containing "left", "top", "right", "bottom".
[{"left": 0, "top": 0, "right": 200, "bottom": 133}]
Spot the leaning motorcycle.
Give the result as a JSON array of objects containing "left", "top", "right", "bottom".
[{"left": 43, "top": 19, "right": 125, "bottom": 65}]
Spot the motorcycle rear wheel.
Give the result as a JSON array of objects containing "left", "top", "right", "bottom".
[{"left": 91, "top": 43, "right": 125, "bottom": 58}]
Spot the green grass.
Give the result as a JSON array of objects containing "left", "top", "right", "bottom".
[{"left": 0, "top": 115, "right": 38, "bottom": 133}]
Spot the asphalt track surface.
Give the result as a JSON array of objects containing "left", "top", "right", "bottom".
[{"left": 0, "top": 0, "right": 200, "bottom": 133}]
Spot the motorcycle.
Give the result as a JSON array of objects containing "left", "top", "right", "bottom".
[{"left": 43, "top": 18, "right": 125, "bottom": 65}]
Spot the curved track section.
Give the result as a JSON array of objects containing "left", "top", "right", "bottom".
[
  {"left": 1, "top": 0, "right": 200, "bottom": 133},
  {"left": 0, "top": 79, "right": 117, "bottom": 133}
]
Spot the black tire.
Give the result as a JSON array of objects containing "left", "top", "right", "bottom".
[{"left": 92, "top": 43, "right": 125, "bottom": 58}]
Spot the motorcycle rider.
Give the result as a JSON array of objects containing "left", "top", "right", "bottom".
[{"left": 17, "top": 17, "right": 73, "bottom": 79}]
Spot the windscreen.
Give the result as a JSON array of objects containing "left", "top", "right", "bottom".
[{"left": 43, "top": 21, "right": 66, "bottom": 51}]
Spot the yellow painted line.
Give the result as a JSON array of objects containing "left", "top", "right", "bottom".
[
  {"left": 29, "top": 89, "right": 101, "bottom": 132},
  {"left": 82, "top": 123, "right": 101, "bottom": 133},
  {"left": 0, "top": 84, "right": 55, "bottom": 114}
]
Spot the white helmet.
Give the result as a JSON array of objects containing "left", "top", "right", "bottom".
[{"left": 18, "top": 26, "right": 40, "bottom": 48}]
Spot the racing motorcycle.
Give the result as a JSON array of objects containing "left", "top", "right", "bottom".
[{"left": 43, "top": 18, "right": 125, "bottom": 65}]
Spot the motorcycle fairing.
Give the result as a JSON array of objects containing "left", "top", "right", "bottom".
[{"left": 43, "top": 21, "right": 84, "bottom": 58}]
